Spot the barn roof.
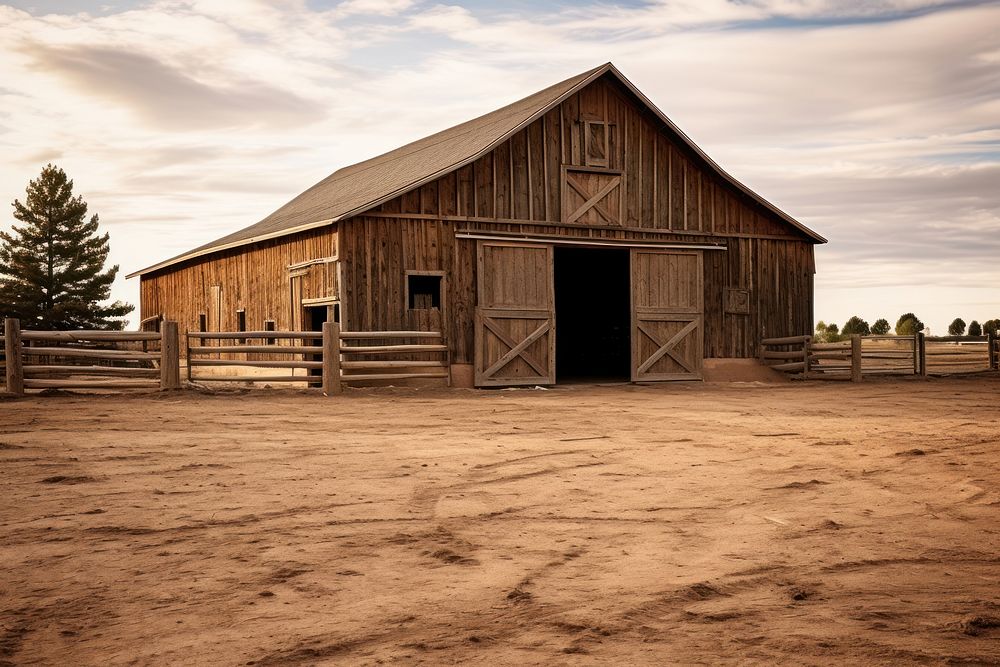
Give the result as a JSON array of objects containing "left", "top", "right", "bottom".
[{"left": 130, "top": 63, "right": 825, "bottom": 278}]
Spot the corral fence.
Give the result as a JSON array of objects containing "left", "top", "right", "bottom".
[
  {"left": 2, "top": 317, "right": 180, "bottom": 393},
  {"left": 761, "top": 331, "right": 999, "bottom": 381},
  {"left": 3, "top": 317, "right": 449, "bottom": 395}
]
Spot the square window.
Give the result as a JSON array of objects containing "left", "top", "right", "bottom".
[{"left": 407, "top": 274, "right": 442, "bottom": 310}]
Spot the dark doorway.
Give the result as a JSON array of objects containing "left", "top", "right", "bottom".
[
  {"left": 554, "top": 247, "right": 631, "bottom": 381},
  {"left": 303, "top": 304, "right": 339, "bottom": 383}
]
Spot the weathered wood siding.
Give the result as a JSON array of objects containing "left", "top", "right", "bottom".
[
  {"left": 340, "top": 73, "right": 816, "bottom": 360},
  {"left": 371, "top": 75, "right": 803, "bottom": 239},
  {"left": 141, "top": 72, "right": 815, "bottom": 363},
  {"left": 337, "top": 217, "right": 812, "bottom": 362},
  {"left": 140, "top": 227, "right": 337, "bottom": 339}
]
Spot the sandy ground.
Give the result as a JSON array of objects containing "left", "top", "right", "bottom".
[{"left": 2, "top": 377, "right": 1000, "bottom": 666}]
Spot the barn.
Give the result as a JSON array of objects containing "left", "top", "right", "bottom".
[{"left": 129, "top": 63, "right": 826, "bottom": 387}]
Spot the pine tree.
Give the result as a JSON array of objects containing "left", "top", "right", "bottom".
[
  {"left": 842, "top": 315, "right": 871, "bottom": 336},
  {"left": 0, "top": 164, "right": 133, "bottom": 330},
  {"left": 895, "top": 312, "right": 924, "bottom": 336},
  {"left": 871, "top": 318, "right": 891, "bottom": 335}
]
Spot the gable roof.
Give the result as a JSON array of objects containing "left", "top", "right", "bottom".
[{"left": 130, "top": 63, "right": 824, "bottom": 278}]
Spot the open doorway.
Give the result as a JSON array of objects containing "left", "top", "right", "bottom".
[
  {"left": 554, "top": 246, "right": 631, "bottom": 382},
  {"left": 302, "top": 303, "right": 339, "bottom": 383}
]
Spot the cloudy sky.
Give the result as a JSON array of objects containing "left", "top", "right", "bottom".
[{"left": 1, "top": 0, "right": 998, "bottom": 334}]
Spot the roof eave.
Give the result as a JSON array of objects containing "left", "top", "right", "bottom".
[{"left": 125, "top": 217, "right": 338, "bottom": 279}]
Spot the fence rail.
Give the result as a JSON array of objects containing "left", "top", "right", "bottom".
[
  {"left": 3, "top": 317, "right": 179, "bottom": 393},
  {"left": 339, "top": 330, "right": 449, "bottom": 384},
  {"left": 186, "top": 328, "right": 328, "bottom": 388},
  {"left": 761, "top": 330, "right": 999, "bottom": 381}
]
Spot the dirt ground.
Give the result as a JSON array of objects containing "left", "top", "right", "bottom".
[{"left": 2, "top": 377, "right": 999, "bottom": 666}]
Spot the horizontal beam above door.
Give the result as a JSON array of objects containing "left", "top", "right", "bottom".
[{"left": 455, "top": 231, "right": 726, "bottom": 251}]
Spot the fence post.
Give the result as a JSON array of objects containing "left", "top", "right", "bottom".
[
  {"left": 918, "top": 332, "right": 927, "bottom": 377},
  {"left": 989, "top": 331, "right": 997, "bottom": 371},
  {"left": 185, "top": 329, "right": 193, "bottom": 384},
  {"left": 802, "top": 335, "right": 812, "bottom": 379},
  {"left": 160, "top": 320, "right": 181, "bottom": 390},
  {"left": 4, "top": 318, "right": 24, "bottom": 395},
  {"left": 850, "top": 334, "right": 862, "bottom": 382},
  {"left": 322, "top": 321, "right": 341, "bottom": 396}
]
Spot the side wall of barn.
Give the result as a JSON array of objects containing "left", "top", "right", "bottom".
[{"left": 139, "top": 227, "right": 338, "bottom": 341}]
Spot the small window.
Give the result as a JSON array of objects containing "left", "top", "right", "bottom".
[
  {"left": 198, "top": 313, "right": 207, "bottom": 332},
  {"left": 237, "top": 309, "right": 247, "bottom": 343},
  {"left": 264, "top": 319, "right": 275, "bottom": 345},
  {"left": 407, "top": 274, "right": 442, "bottom": 310}
]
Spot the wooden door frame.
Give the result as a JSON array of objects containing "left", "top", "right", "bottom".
[{"left": 630, "top": 249, "right": 704, "bottom": 382}]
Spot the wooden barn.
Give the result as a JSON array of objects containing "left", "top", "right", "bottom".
[{"left": 129, "top": 63, "right": 826, "bottom": 387}]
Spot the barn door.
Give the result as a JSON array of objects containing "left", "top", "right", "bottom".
[
  {"left": 631, "top": 250, "right": 703, "bottom": 381},
  {"left": 475, "top": 242, "right": 555, "bottom": 387}
]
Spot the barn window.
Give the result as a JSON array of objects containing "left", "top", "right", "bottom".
[
  {"left": 585, "top": 121, "right": 609, "bottom": 168},
  {"left": 406, "top": 272, "right": 443, "bottom": 310},
  {"left": 264, "top": 319, "right": 275, "bottom": 345},
  {"left": 198, "top": 313, "right": 207, "bottom": 332},
  {"left": 237, "top": 309, "right": 247, "bottom": 343}
]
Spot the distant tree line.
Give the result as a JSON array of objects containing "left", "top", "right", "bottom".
[{"left": 815, "top": 314, "right": 1000, "bottom": 342}]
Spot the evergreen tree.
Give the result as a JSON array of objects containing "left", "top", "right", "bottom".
[
  {"left": 0, "top": 164, "right": 133, "bottom": 330},
  {"left": 842, "top": 315, "right": 871, "bottom": 336},
  {"left": 895, "top": 312, "right": 924, "bottom": 336},
  {"left": 871, "top": 318, "right": 891, "bottom": 335},
  {"left": 947, "top": 318, "right": 966, "bottom": 336},
  {"left": 968, "top": 320, "right": 982, "bottom": 337}
]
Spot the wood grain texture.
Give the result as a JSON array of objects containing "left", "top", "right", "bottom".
[{"left": 141, "top": 74, "right": 816, "bottom": 369}]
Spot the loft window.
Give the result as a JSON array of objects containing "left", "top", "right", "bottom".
[
  {"left": 406, "top": 272, "right": 443, "bottom": 310},
  {"left": 198, "top": 313, "right": 207, "bottom": 332},
  {"left": 582, "top": 121, "right": 614, "bottom": 168}
]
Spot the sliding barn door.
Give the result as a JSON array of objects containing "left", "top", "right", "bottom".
[
  {"left": 631, "top": 250, "right": 704, "bottom": 381},
  {"left": 475, "top": 242, "right": 555, "bottom": 387}
]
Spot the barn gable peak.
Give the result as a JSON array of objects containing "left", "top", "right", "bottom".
[{"left": 130, "top": 62, "right": 823, "bottom": 278}]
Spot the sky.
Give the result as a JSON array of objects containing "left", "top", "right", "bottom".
[{"left": 0, "top": 0, "right": 998, "bottom": 335}]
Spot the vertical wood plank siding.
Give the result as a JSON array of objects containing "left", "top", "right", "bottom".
[
  {"left": 141, "top": 73, "right": 815, "bottom": 363},
  {"left": 140, "top": 227, "right": 337, "bottom": 347}
]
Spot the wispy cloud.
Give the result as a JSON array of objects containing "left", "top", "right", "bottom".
[
  {"left": 23, "top": 44, "right": 326, "bottom": 130},
  {"left": 0, "top": 0, "right": 997, "bottom": 331}
]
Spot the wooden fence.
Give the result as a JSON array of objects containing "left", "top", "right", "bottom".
[
  {"left": 2, "top": 317, "right": 180, "bottom": 394},
  {"left": 339, "top": 330, "right": 450, "bottom": 385},
  {"left": 185, "top": 323, "right": 449, "bottom": 393},
  {"left": 923, "top": 335, "right": 995, "bottom": 374},
  {"left": 761, "top": 331, "right": 999, "bottom": 381},
  {"left": 186, "top": 328, "right": 329, "bottom": 389}
]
